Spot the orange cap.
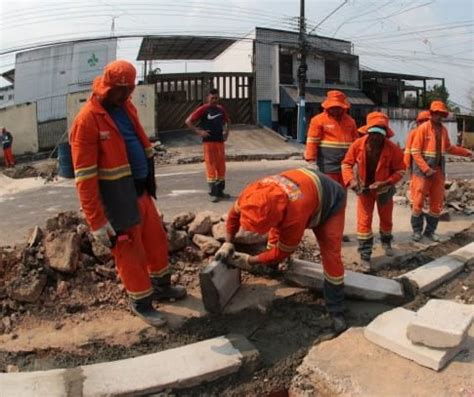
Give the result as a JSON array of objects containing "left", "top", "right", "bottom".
[
  {"left": 322, "top": 90, "right": 350, "bottom": 110},
  {"left": 358, "top": 111, "right": 394, "bottom": 138},
  {"left": 429, "top": 100, "right": 449, "bottom": 116},
  {"left": 93, "top": 60, "right": 136, "bottom": 97},
  {"left": 238, "top": 183, "right": 288, "bottom": 234},
  {"left": 416, "top": 110, "right": 431, "bottom": 123}
]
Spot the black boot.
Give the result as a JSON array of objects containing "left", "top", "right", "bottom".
[
  {"left": 424, "top": 214, "right": 440, "bottom": 241},
  {"left": 151, "top": 273, "right": 187, "bottom": 301},
  {"left": 380, "top": 232, "right": 394, "bottom": 256},
  {"left": 411, "top": 214, "right": 424, "bottom": 241},
  {"left": 216, "top": 180, "right": 230, "bottom": 199},
  {"left": 129, "top": 295, "right": 167, "bottom": 326},
  {"left": 323, "top": 281, "right": 347, "bottom": 334},
  {"left": 208, "top": 182, "right": 220, "bottom": 202},
  {"left": 357, "top": 236, "right": 373, "bottom": 271}
]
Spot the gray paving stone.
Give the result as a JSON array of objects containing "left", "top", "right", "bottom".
[
  {"left": 407, "top": 299, "right": 474, "bottom": 348},
  {"left": 285, "top": 259, "right": 405, "bottom": 303},
  {"left": 364, "top": 307, "right": 466, "bottom": 371}
]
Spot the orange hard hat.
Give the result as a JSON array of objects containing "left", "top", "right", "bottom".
[
  {"left": 416, "top": 110, "right": 431, "bottom": 123},
  {"left": 429, "top": 100, "right": 449, "bottom": 116},
  {"left": 93, "top": 59, "right": 136, "bottom": 97},
  {"left": 238, "top": 182, "right": 288, "bottom": 234},
  {"left": 358, "top": 111, "right": 394, "bottom": 138},
  {"left": 322, "top": 90, "right": 350, "bottom": 110}
]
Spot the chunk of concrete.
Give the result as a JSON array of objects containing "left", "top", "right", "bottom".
[
  {"left": 200, "top": 260, "right": 241, "bottom": 314},
  {"left": 407, "top": 299, "right": 474, "bottom": 348},
  {"left": 44, "top": 232, "right": 80, "bottom": 273},
  {"left": 364, "top": 307, "right": 466, "bottom": 371},
  {"left": 192, "top": 234, "right": 221, "bottom": 255},
  {"left": 285, "top": 259, "right": 405, "bottom": 303},
  {"left": 0, "top": 335, "right": 260, "bottom": 396},
  {"left": 448, "top": 242, "right": 474, "bottom": 263},
  {"left": 398, "top": 255, "right": 465, "bottom": 293}
]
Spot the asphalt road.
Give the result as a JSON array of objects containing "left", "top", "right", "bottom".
[{"left": 0, "top": 159, "right": 473, "bottom": 246}]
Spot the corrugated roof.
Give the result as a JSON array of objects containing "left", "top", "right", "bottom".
[
  {"left": 280, "top": 86, "right": 374, "bottom": 107},
  {"left": 137, "top": 36, "right": 236, "bottom": 61}
]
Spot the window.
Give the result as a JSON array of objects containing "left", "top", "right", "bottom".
[
  {"left": 0, "top": 95, "right": 4, "bottom": 100},
  {"left": 8, "top": 95, "right": 13, "bottom": 100},
  {"left": 325, "top": 59, "right": 340, "bottom": 84},
  {"left": 279, "top": 53, "right": 294, "bottom": 84}
]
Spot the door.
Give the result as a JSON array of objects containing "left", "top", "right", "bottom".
[{"left": 258, "top": 100, "right": 272, "bottom": 128}]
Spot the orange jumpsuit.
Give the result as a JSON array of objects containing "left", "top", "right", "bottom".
[
  {"left": 70, "top": 95, "right": 169, "bottom": 301},
  {"left": 227, "top": 168, "right": 346, "bottom": 285},
  {"left": 342, "top": 135, "right": 405, "bottom": 258},
  {"left": 410, "top": 120, "right": 471, "bottom": 234}
]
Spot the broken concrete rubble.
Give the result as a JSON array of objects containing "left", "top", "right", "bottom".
[
  {"left": 188, "top": 213, "right": 214, "bottom": 236},
  {"left": 44, "top": 232, "right": 80, "bottom": 273},
  {"left": 171, "top": 212, "right": 195, "bottom": 230},
  {"left": 192, "top": 234, "right": 221, "bottom": 255},
  {"left": 8, "top": 273, "right": 47, "bottom": 303}
]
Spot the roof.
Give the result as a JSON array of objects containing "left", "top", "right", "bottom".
[
  {"left": 1, "top": 69, "right": 15, "bottom": 84},
  {"left": 137, "top": 36, "right": 237, "bottom": 61},
  {"left": 255, "top": 27, "right": 351, "bottom": 44},
  {"left": 280, "top": 86, "right": 374, "bottom": 108},
  {"left": 361, "top": 70, "right": 442, "bottom": 81}
]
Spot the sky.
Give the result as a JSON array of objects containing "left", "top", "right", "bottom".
[{"left": 0, "top": 0, "right": 473, "bottom": 111}]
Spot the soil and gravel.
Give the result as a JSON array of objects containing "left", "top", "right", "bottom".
[{"left": 0, "top": 207, "right": 472, "bottom": 395}]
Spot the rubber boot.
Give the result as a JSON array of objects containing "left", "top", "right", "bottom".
[
  {"left": 411, "top": 214, "right": 424, "bottom": 242},
  {"left": 208, "top": 182, "right": 220, "bottom": 202},
  {"left": 129, "top": 295, "right": 167, "bottom": 326},
  {"left": 323, "top": 281, "right": 347, "bottom": 334},
  {"left": 424, "top": 214, "right": 440, "bottom": 242},
  {"left": 216, "top": 180, "right": 230, "bottom": 199},
  {"left": 380, "top": 233, "right": 394, "bottom": 257},
  {"left": 357, "top": 237, "right": 373, "bottom": 272},
  {"left": 151, "top": 273, "right": 187, "bottom": 301}
]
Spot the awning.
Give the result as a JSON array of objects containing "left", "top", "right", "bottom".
[
  {"left": 137, "top": 36, "right": 236, "bottom": 61},
  {"left": 280, "top": 86, "right": 374, "bottom": 108}
]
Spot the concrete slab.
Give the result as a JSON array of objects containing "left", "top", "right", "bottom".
[
  {"left": 398, "top": 255, "right": 465, "bottom": 293},
  {"left": 290, "top": 327, "right": 474, "bottom": 397},
  {"left": 0, "top": 335, "right": 260, "bottom": 396},
  {"left": 285, "top": 259, "right": 405, "bottom": 303},
  {"left": 200, "top": 260, "right": 241, "bottom": 314},
  {"left": 448, "top": 241, "right": 474, "bottom": 263},
  {"left": 407, "top": 299, "right": 474, "bottom": 348},
  {"left": 364, "top": 307, "right": 466, "bottom": 371}
]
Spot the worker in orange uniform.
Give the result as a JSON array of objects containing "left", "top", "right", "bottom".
[
  {"left": 186, "top": 89, "right": 230, "bottom": 202},
  {"left": 1, "top": 127, "right": 15, "bottom": 167},
  {"left": 342, "top": 112, "right": 405, "bottom": 270},
  {"left": 410, "top": 101, "right": 472, "bottom": 242},
  {"left": 70, "top": 60, "right": 186, "bottom": 327},
  {"left": 404, "top": 110, "right": 431, "bottom": 203},
  {"left": 224, "top": 168, "right": 348, "bottom": 333},
  {"left": 305, "top": 90, "right": 358, "bottom": 241}
]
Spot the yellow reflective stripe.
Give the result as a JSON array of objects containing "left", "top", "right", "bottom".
[
  {"left": 319, "top": 140, "right": 351, "bottom": 148},
  {"left": 98, "top": 165, "right": 132, "bottom": 180},
  {"left": 74, "top": 165, "right": 98, "bottom": 182},
  {"left": 357, "top": 232, "right": 373, "bottom": 240},
  {"left": 145, "top": 147, "right": 154, "bottom": 158},
  {"left": 277, "top": 241, "right": 298, "bottom": 252},
  {"left": 324, "top": 271, "right": 344, "bottom": 285},
  {"left": 306, "top": 137, "right": 320, "bottom": 143},
  {"left": 341, "top": 163, "right": 351, "bottom": 169},
  {"left": 234, "top": 202, "right": 240, "bottom": 213},
  {"left": 127, "top": 288, "right": 153, "bottom": 300},
  {"left": 267, "top": 242, "right": 275, "bottom": 250},
  {"left": 411, "top": 149, "right": 421, "bottom": 154},
  {"left": 207, "top": 178, "right": 217, "bottom": 182}
]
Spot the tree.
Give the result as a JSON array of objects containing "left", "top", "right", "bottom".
[{"left": 424, "top": 84, "right": 459, "bottom": 112}]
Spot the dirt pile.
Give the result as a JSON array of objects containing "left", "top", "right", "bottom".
[
  {"left": 394, "top": 178, "right": 474, "bottom": 216},
  {"left": 0, "top": 210, "right": 265, "bottom": 335},
  {"left": 3, "top": 160, "right": 57, "bottom": 182},
  {"left": 153, "top": 141, "right": 174, "bottom": 165}
]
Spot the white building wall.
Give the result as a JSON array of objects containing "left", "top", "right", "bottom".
[
  {"left": 14, "top": 39, "right": 117, "bottom": 121},
  {"left": 0, "top": 103, "right": 38, "bottom": 155},
  {"left": 0, "top": 86, "right": 15, "bottom": 108},
  {"left": 213, "top": 32, "right": 254, "bottom": 73},
  {"left": 389, "top": 119, "right": 458, "bottom": 147}
]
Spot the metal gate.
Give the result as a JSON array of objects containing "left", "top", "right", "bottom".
[{"left": 150, "top": 72, "right": 254, "bottom": 132}]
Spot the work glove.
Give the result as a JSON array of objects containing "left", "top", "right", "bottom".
[
  {"left": 214, "top": 242, "right": 235, "bottom": 261},
  {"left": 92, "top": 221, "right": 116, "bottom": 248},
  {"left": 227, "top": 252, "right": 252, "bottom": 271},
  {"left": 306, "top": 162, "right": 319, "bottom": 172},
  {"left": 425, "top": 168, "right": 436, "bottom": 177}
]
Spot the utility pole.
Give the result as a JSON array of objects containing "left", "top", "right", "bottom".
[{"left": 297, "top": 0, "right": 307, "bottom": 143}]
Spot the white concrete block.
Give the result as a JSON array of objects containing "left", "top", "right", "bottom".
[
  {"left": 398, "top": 255, "right": 465, "bottom": 292},
  {"left": 285, "top": 259, "right": 404, "bottom": 302},
  {"left": 0, "top": 335, "right": 260, "bottom": 397},
  {"left": 407, "top": 299, "right": 474, "bottom": 348},
  {"left": 0, "top": 369, "right": 70, "bottom": 397},
  {"left": 364, "top": 307, "right": 466, "bottom": 371},
  {"left": 448, "top": 242, "right": 474, "bottom": 263}
]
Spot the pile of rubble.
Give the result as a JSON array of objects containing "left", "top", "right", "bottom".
[
  {"left": 153, "top": 141, "right": 174, "bottom": 165},
  {"left": 0, "top": 210, "right": 265, "bottom": 334},
  {"left": 393, "top": 178, "right": 474, "bottom": 216},
  {"left": 2, "top": 160, "right": 57, "bottom": 182}
]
